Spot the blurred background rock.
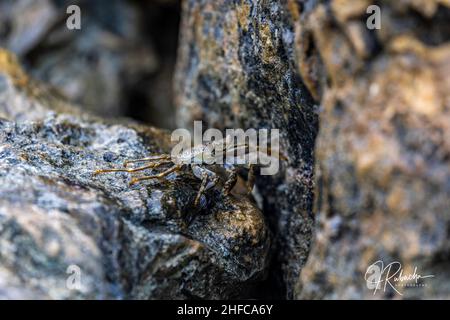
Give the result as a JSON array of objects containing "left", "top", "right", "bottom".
[{"left": 0, "top": 0, "right": 180, "bottom": 129}]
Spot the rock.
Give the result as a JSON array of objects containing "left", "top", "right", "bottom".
[
  {"left": 174, "top": 0, "right": 450, "bottom": 299},
  {"left": 3, "top": 0, "right": 449, "bottom": 300},
  {"left": 0, "top": 0, "right": 179, "bottom": 129},
  {"left": 0, "top": 50, "right": 270, "bottom": 299},
  {"left": 174, "top": 0, "right": 318, "bottom": 297},
  {"left": 295, "top": 1, "right": 450, "bottom": 299}
]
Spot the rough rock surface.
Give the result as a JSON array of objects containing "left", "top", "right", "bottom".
[
  {"left": 2, "top": 0, "right": 449, "bottom": 300},
  {"left": 0, "top": 51, "right": 270, "bottom": 299},
  {"left": 0, "top": 0, "right": 179, "bottom": 129},
  {"left": 174, "top": 0, "right": 318, "bottom": 297},
  {"left": 292, "top": 1, "right": 450, "bottom": 299}
]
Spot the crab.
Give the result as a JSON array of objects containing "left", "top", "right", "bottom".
[{"left": 93, "top": 136, "right": 282, "bottom": 206}]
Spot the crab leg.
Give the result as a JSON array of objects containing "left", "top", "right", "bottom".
[
  {"left": 195, "top": 173, "right": 219, "bottom": 206},
  {"left": 129, "top": 164, "right": 182, "bottom": 185},
  {"left": 194, "top": 173, "right": 209, "bottom": 206},
  {"left": 247, "top": 164, "right": 256, "bottom": 194},
  {"left": 223, "top": 166, "right": 238, "bottom": 195},
  {"left": 93, "top": 160, "right": 171, "bottom": 176},
  {"left": 123, "top": 154, "right": 171, "bottom": 167}
]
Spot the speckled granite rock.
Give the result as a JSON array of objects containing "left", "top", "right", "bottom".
[
  {"left": 295, "top": 0, "right": 450, "bottom": 299},
  {"left": 0, "top": 50, "right": 270, "bottom": 299},
  {"left": 174, "top": 0, "right": 318, "bottom": 298}
]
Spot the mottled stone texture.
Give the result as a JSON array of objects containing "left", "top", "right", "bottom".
[
  {"left": 2, "top": 0, "right": 449, "bottom": 300},
  {"left": 294, "top": 0, "right": 450, "bottom": 298},
  {"left": 175, "top": 0, "right": 450, "bottom": 299},
  {"left": 175, "top": 0, "right": 318, "bottom": 297},
  {"left": 0, "top": 0, "right": 180, "bottom": 129},
  {"left": 0, "top": 50, "right": 270, "bottom": 299}
]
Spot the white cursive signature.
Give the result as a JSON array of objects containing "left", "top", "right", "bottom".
[{"left": 365, "top": 260, "right": 434, "bottom": 295}]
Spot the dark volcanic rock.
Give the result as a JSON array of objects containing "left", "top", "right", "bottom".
[
  {"left": 174, "top": 0, "right": 318, "bottom": 297},
  {"left": 295, "top": 0, "right": 450, "bottom": 299},
  {"left": 0, "top": 50, "right": 269, "bottom": 299}
]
